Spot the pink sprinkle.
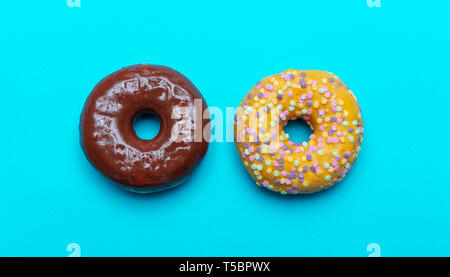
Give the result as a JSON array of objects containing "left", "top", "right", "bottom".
[
  {"left": 312, "top": 80, "right": 318, "bottom": 85},
  {"left": 287, "top": 91, "right": 293, "bottom": 97},
  {"left": 332, "top": 125, "right": 337, "bottom": 131},
  {"left": 332, "top": 101, "right": 337, "bottom": 106},
  {"left": 324, "top": 92, "right": 331, "bottom": 98},
  {"left": 319, "top": 110, "right": 325, "bottom": 116},
  {"left": 249, "top": 156, "right": 255, "bottom": 162},
  {"left": 313, "top": 161, "right": 318, "bottom": 167},
  {"left": 265, "top": 84, "right": 275, "bottom": 91},
  {"left": 273, "top": 161, "right": 279, "bottom": 167},
  {"left": 249, "top": 146, "right": 254, "bottom": 153},
  {"left": 281, "top": 171, "right": 287, "bottom": 177},
  {"left": 310, "top": 134, "right": 315, "bottom": 139},
  {"left": 291, "top": 168, "right": 296, "bottom": 173},
  {"left": 307, "top": 92, "right": 313, "bottom": 99},
  {"left": 337, "top": 118, "right": 343, "bottom": 124},
  {"left": 336, "top": 131, "right": 342, "bottom": 137},
  {"left": 333, "top": 137, "right": 339, "bottom": 143},
  {"left": 264, "top": 92, "right": 269, "bottom": 98},
  {"left": 327, "top": 137, "right": 332, "bottom": 143},
  {"left": 285, "top": 179, "right": 291, "bottom": 185},
  {"left": 317, "top": 137, "right": 323, "bottom": 143},
  {"left": 331, "top": 107, "right": 337, "bottom": 113},
  {"left": 295, "top": 147, "right": 302, "bottom": 152},
  {"left": 319, "top": 125, "right": 325, "bottom": 131},
  {"left": 318, "top": 143, "right": 323, "bottom": 148}
]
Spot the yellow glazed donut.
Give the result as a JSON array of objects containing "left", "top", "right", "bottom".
[{"left": 234, "top": 70, "right": 364, "bottom": 194}]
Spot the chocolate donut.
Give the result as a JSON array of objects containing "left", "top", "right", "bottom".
[{"left": 80, "top": 64, "right": 209, "bottom": 193}]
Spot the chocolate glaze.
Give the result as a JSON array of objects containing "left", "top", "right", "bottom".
[{"left": 80, "top": 64, "right": 209, "bottom": 192}]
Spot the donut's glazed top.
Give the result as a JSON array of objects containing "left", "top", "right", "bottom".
[
  {"left": 235, "top": 70, "right": 363, "bottom": 194},
  {"left": 80, "top": 64, "right": 209, "bottom": 191}
]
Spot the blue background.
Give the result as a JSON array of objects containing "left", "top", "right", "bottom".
[{"left": 1, "top": 0, "right": 449, "bottom": 257}]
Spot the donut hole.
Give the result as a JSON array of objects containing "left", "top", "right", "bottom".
[
  {"left": 283, "top": 118, "right": 313, "bottom": 144},
  {"left": 133, "top": 110, "right": 161, "bottom": 140}
]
